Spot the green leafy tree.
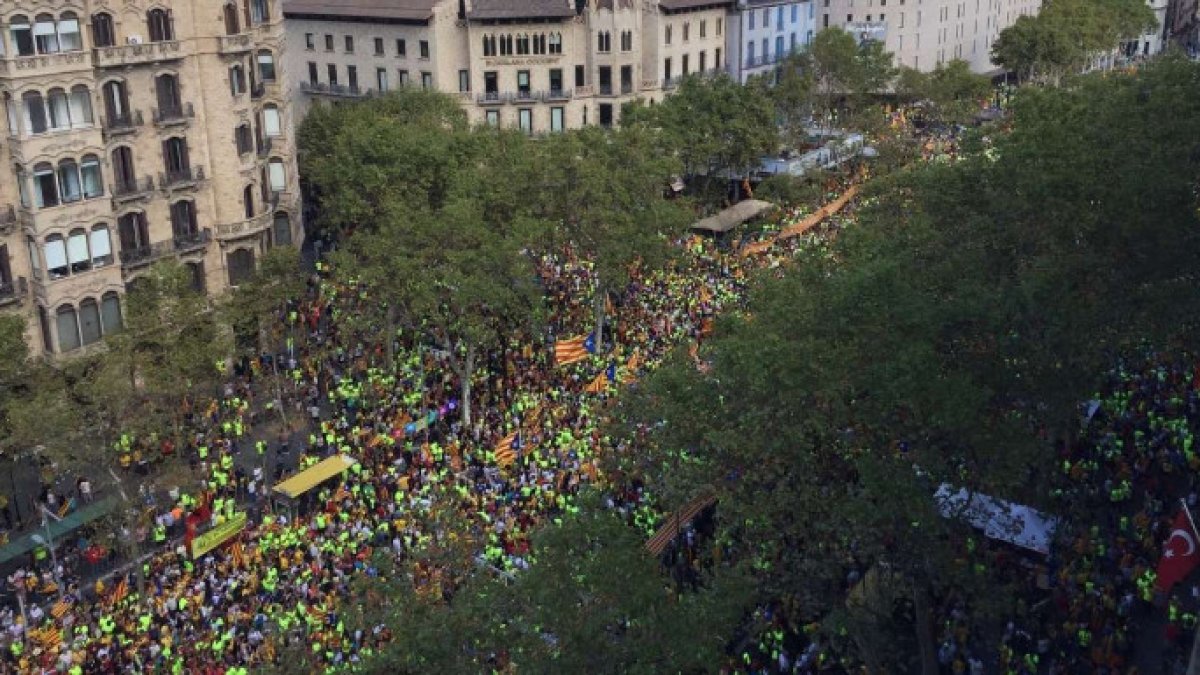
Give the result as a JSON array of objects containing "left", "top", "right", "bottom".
[{"left": 529, "top": 126, "right": 689, "bottom": 351}]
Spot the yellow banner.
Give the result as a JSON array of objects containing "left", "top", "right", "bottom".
[{"left": 191, "top": 512, "right": 247, "bottom": 558}]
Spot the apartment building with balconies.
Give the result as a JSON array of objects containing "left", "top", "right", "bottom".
[
  {"left": 0, "top": 0, "right": 302, "bottom": 357},
  {"left": 824, "top": 0, "right": 1041, "bottom": 73},
  {"left": 727, "top": 0, "right": 815, "bottom": 83},
  {"left": 285, "top": 0, "right": 737, "bottom": 131}
]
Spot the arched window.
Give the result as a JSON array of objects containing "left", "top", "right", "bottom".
[
  {"left": 482, "top": 35, "right": 493, "bottom": 57},
  {"left": 45, "top": 88, "right": 70, "bottom": 130},
  {"left": 223, "top": 3, "right": 240, "bottom": 35},
  {"left": 32, "top": 162, "right": 58, "bottom": 208},
  {"left": 185, "top": 263, "right": 205, "bottom": 293},
  {"left": 226, "top": 248, "right": 255, "bottom": 286},
  {"left": 10, "top": 15, "right": 33, "bottom": 56},
  {"left": 58, "top": 12, "right": 81, "bottom": 51},
  {"left": 57, "top": 159, "right": 81, "bottom": 203},
  {"left": 79, "top": 298, "right": 102, "bottom": 345},
  {"left": 56, "top": 304, "right": 80, "bottom": 352},
  {"left": 262, "top": 104, "right": 281, "bottom": 137},
  {"left": 69, "top": 85, "right": 93, "bottom": 128},
  {"left": 81, "top": 154, "right": 103, "bottom": 198},
  {"left": 91, "top": 12, "right": 115, "bottom": 47},
  {"left": 67, "top": 228, "right": 90, "bottom": 273},
  {"left": 102, "top": 80, "right": 128, "bottom": 124},
  {"left": 44, "top": 234, "right": 67, "bottom": 278},
  {"left": 235, "top": 123, "right": 252, "bottom": 154},
  {"left": 250, "top": 0, "right": 270, "bottom": 24},
  {"left": 169, "top": 199, "right": 196, "bottom": 238},
  {"left": 90, "top": 224, "right": 112, "bottom": 267},
  {"left": 267, "top": 157, "right": 285, "bottom": 192},
  {"left": 117, "top": 211, "right": 149, "bottom": 254},
  {"left": 34, "top": 14, "right": 59, "bottom": 54},
  {"left": 229, "top": 64, "right": 246, "bottom": 96},
  {"left": 100, "top": 291, "right": 122, "bottom": 333},
  {"left": 111, "top": 146, "right": 136, "bottom": 191},
  {"left": 256, "top": 50, "right": 275, "bottom": 81},
  {"left": 549, "top": 33, "right": 562, "bottom": 54},
  {"left": 147, "top": 8, "right": 173, "bottom": 42},
  {"left": 272, "top": 211, "right": 291, "bottom": 247},
  {"left": 155, "top": 73, "right": 181, "bottom": 117},
  {"left": 161, "top": 136, "right": 189, "bottom": 178},
  {"left": 243, "top": 185, "right": 255, "bottom": 218},
  {"left": 22, "top": 91, "right": 47, "bottom": 134}
]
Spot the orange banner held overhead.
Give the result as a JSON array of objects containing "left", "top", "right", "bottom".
[{"left": 554, "top": 336, "right": 589, "bottom": 366}]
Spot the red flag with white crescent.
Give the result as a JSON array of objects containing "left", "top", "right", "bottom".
[{"left": 1156, "top": 510, "right": 1200, "bottom": 592}]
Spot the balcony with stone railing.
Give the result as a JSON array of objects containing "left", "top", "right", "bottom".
[
  {"left": 152, "top": 102, "right": 194, "bottom": 127},
  {"left": 94, "top": 40, "right": 184, "bottom": 68},
  {"left": 119, "top": 228, "right": 211, "bottom": 270},
  {"left": 101, "top": 110, "right": 144, "bottom": 141},
  {"left": 0, "top": 50, "right": 91, "bottom": 79},
  {"left": 215, "top": 211, "right": 272, "bottom": 242},
  {"left": 159, "top": 166, "right": 205, "bottom": 191},
  {"left": 217, "top": 33, "right": 253, "bottom": 55},
  {"left": 0, "top": 276, "right": 27, "bottom": 308},
  {"left": 111, "top": 176, "right": 156, "bottom": 204}
]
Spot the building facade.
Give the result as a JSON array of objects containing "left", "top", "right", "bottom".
[
  {"left": 726, "top": 0, "right": 816, "bottom": 83},
  {"left": 285, "top": 0, "right": 736, "bottom": 130},
  {"left": 825, "top": 0, "right": 1041, "bottom": 73},
  {"left": 0, "top": 0, "right": 302, "bottom": 357}
]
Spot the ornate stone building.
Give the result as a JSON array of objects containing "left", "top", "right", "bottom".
[{"left": 0, "top": 0, "right": 301, "bottom": 356}]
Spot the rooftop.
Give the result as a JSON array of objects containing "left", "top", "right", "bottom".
[
  {"left": 283, "top": 0, "right": 440, "bottom": 22},
  {"left": 466, "top": 0, "right": 577, "bottom": 20}
]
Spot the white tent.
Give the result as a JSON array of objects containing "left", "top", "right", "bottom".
[{"left": 934, "top": 484, "right": 1059, "bottom": 555}]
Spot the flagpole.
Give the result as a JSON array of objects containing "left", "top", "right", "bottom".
[
  {"left": 1183, "top": 498, "right": 1200, "bottom": 540},
  {"left": 1182, "top": 499, "right": 1200, "bottom": 675}
]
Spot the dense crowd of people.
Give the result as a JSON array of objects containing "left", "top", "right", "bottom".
[{"left": 0, "top": 158, "right": 865, "bottom": 672}]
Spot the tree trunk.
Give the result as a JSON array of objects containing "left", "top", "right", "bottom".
[
  {"left": 459, "top": 345, "right": 475, "bottom": 429},
  {"left": 912, "top": 583, "right": 939, "bottom": 675},
  {"left": 385, "top": 304, "right": 397, "bottom": 365},
  {"left": 593, "top": 278, "right": 605, "bottom": 355}
]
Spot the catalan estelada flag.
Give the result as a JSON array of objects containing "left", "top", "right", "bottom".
[
  {"left": 554, "top": 334, "right": 594, "bottom": 366},
  {"left": 494, "top": 432, "right": 518, "bottom": 467},
  {"left": 109, "top": 578, "right": 129, "bottom": 607},
  {"left": 50, "top": 598, "right": 71, "bottom": 620},
  {"left": 622, "top": 352, "right": 641, "bottom": 384},
  {"left": 584, "top": 364, "right": 616, "bottom": 394},
  {"left": 230, "top": 542, "right": 245, "bottom": 568}
]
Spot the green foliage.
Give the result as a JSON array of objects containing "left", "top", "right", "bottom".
[
  {"left": 991, "top": 0, "right": 1158, "bottom": 82},
  {"left": 618, "top": 57, "right": 1200, "bottom": 668},
  {"left": 365, "top": 500, "right": 750, "bottom": 674},
  {"left": 297, "top": 90, "right": 471, "bottom": 237},
  {"left": 897, "top": 60, "right": 993, "bottom": 125},
  {"left": 809, "top": 29, "right": 897, "bottom": 120}
]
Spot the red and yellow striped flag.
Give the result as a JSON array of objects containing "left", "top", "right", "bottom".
[
  {"left": 332, "top": 485, "right": 350, "bottom": 502},
  {"left": 584, "top": 371, "right": 610, "bottom": 394},
  {"left": 622, "top": 352, "right": 641, "bottom": 384},
  {"left": 494, "top": 432, "right": 517, "bottom": 467},
  {"left": 230, "top": 542, "right": 245, "bottom": 568},
  {"left": 109, "top": 579, "right": 128, "bottom": 606},
  {"left": 554, "top": 336, "right": 588, "bottom": 366},
  {"left": 49, "top": 599, "right": 71, "bottom": 620}
]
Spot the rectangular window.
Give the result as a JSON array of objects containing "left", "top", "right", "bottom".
[
  {"left": 421, "top": 71, "right": 432, "bottom": 89},
  {"left": 305, "top": 33, "right": 314, "bottom": 50},
  {"left": 792, "top": 5, "right": 798, "bottom": 22},
  {"left": 823, "top": 13, "right": 829, "bottom": 27},
  {"left": 374, "top": 37, "right": 384, "bottom": 55},
  {"left": 325, "top": 34, "right": 334, "bottom": 51},
  {"left": 683, "top": 22, "right": 689, "bottom": 41},
  {"left": 700, "top": 20, "right": 706, "bottom": 38},
  {"left": 550, "top": 106, "right": 564, "bottom": 132},
  {"left": 308, "top": 61, "right": 318, "bottom": 84},
  {"left": 347, "top": 65, "right": 358, "bottom": 90},
  {"left": 574, "top": 65, "right": 585, "bottom": 87},
  {"left": 399, "top": 69, "right": 409, "bottom": 85},
  {"left": 344, "top": 35, "right": 354, "bottom": 53},
  {"left": 699, "top": 51, "right": 706, "bottom": 72},
  {"left": 485, "top": 110, "right": 499, "bottom": 127},
  {"left": 459, "top": 69, "right": 469, "bottom": 92},
  {"left": 327, "top": 64, "right": 338, "bottom": 85},
  {"left": 620, "top": 65, "right": 632, "bottom": 93},
  {"left": 419, "top": 40, "right": 430, "bottom": 58},
  {"left": 377, "top": 67, "right": 389, "bottom": 91},
  {"left": 396, "top": 39, "right": 406, "bottom": 56},
  {"left": 777, "top": 6, "right": 784, "bottom": 30},
  {"left": 664, "top": 57, "right": 672, "bottom": 81},
  {"left": 518, "top": 108, "right": 532, "bottom": 135},
  {"left": 549, "top": 68, "right": 563, "bottom": 93},
  {"left": 517, "top": 70, "right": 530, "bottom": 94},
  {"left": 715, "top": 48, "right": 721, "bottom": 68},
  {"left": 749, "top": 11, "right": 755, "bottom": 30},
  {"left": 717, "top": 18, "right": 722, "bottom": 35},
  {"left": 682, "top": 53, "right": 689, "bottom": 75}
]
